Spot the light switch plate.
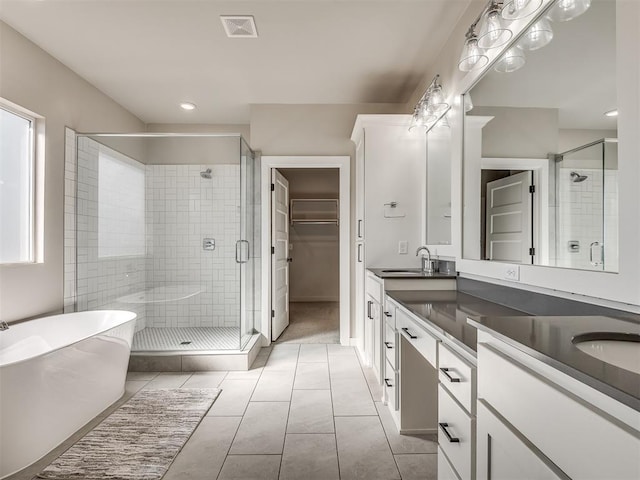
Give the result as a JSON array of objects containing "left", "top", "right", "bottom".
[
  {"left": 503, "top": 264, "right": 520, "bottom": 281},
  {"left": 398, "top": 240, "right": 408, "bottom": 255}
]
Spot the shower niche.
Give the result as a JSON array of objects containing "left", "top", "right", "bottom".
[{"left": 67, "top": 133, "right": 261, "bottom": 357}]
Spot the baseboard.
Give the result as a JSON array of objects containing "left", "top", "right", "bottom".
[{"left": 290, "top": 296, "right": 339, "bottom": 302}]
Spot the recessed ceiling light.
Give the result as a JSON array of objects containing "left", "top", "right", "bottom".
[
  {"left": 604, "top": 109, "right": 618, "bottom": 117},
  {"left": 180, "top": 102, "right": 196, "bottom": 111}
]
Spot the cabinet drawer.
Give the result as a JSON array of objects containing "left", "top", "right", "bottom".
[
  {"left": 382, "top": 299, "right": 395, "bottom": 329},
  {"left": 478, "top": 342, "right": 640, "bottom": 480},
  {"left": 384, "top": 358, "right": 398, "bottom": 411},
  {"left": 438, "top": 447, "right": 461, "bottom": 480},
  {"left": 384, "top": 321, "right": 398, "bottom": 369},
  {"left": 396, "top": 308, "right": 439, "bottom": 368},
  {"left": 438, "top": 384, "right": 474, "bottom": 480},
  {"left": 438, "top": 343, "right": 476, "bottom": 415},
  {"left": 365, "top": 274, "right": 382, "bottom": 303}
]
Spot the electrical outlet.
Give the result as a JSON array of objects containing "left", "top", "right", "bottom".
[
  {"left": 503, "top": 264, "right": 520, "bottom": 281},
  {"left": 398, "top": 240, "right": 408, "bottom": 254}
]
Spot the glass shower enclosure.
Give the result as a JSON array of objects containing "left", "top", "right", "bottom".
[
  {"left": 552, "top": 138, "right": 618, "bottom": 272},
  {"left": 73, "top": 133, "right": 260, "bottom": 352}
]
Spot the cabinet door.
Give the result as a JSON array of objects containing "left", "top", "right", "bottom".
[
  {"left": 364, "top": 294, "right": 375, "bottom": 367},
  {"left": 476, "top": 400, "right": 567, "bottom": 480},
  {"left": 355, "top": 135, "right": 365, "bottom": 240},
  {"left": 372, "top": 298, "right": 382, "bottom": 382}
]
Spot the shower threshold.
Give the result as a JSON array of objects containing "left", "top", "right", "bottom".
[{"left": 128, "top": 328, "right": 262, "bottom": 372}]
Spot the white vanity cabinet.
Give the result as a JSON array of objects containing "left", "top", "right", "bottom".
[
  {"left": 476, "top": 330, "right": 640, "bottom": 480},
  {"left": 365, "top": 272, "right": 384, "bottom": 381}
]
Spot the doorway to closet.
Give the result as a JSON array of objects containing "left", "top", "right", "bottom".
[{"left": 272, "top": 167, "right": 340, "bottom": 343}]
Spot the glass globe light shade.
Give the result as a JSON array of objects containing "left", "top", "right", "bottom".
[
  {"left": 494, "top": 47, "right": 526, "bottom": 73},
  {"left": 458, "top": 35, "right": 489, "bottom": 72},
  {"left": 502, "top": 0, "right": 543, "bottom": 20},
  {"left": 547, "top": 0, "right": 591, "bottom": 22},
  {"left": 425, "top": 85, "right": 449, "bottom": 116},
  {"left": 518, "top": 18, "right": 553, "bottom": 51},
  {"left": 478, "top": 8, "right": 513, "bottom": 49},
  {"left": 464, "top": 93, "right": 474, "bottom": 113}
]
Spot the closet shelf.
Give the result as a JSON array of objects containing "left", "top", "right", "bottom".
[{"left": 290, "top": 199, "right": 339, "bottom": 226}]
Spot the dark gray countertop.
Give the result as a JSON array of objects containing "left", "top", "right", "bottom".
[
  {"left": 369, "top": 268, "right": 457, "bottom": 280},
  {"left": 386, "top": 290, "right": 527, "bottom": 356},
  {"left": 468, "top": 315, "right": 640, "bottom": 412},
  {"left": 387, "top": 289, "right": 640, "bottom": 411}
]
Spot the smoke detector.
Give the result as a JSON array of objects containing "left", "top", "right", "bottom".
[{"left": 220, "top": 16, "right": 258, "bottom": 38}]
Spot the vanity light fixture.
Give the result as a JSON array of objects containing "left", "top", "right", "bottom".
[
  {"left": 409, "top": 75, "right": 450, "bottom": 133},
  {"left": 518, "top": 18, "right": 553, "bottom": 51},
  {"left": 502, "top": 0, "right": 543, "bottom": 20},
  {"left": 458, "top": 31, "right": 489, "bottom": 72},
  {"left": 494, "top": 47, "right": 526, "bottom": 72},
  {"left": 180, "top": 102, "right": 196, "bottom": 111},
  {"left": 604, "top": 109, "right": 618, "bottom": 117}
]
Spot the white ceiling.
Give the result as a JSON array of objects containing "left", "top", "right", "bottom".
[
  {"left": 0, "top": 0, "right": 471, "bottom": 124},
  {"left": 470, "top": 0, "right": 617, "bottom": 131}
]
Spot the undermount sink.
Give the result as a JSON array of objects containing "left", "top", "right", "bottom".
[{"left": 573, "top": 332, "right": 640, "bottom": 374}]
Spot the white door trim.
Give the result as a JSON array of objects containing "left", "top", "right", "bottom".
[{"left": 261, "top": 156, "right": 351, "bottom": 346}]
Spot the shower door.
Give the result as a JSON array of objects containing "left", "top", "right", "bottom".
[
  {"left": 239, "top": 139, "right": 256, "bottom": 349},
  {"left": 554, "top": 139, "right": 618, "bottom": 272}
]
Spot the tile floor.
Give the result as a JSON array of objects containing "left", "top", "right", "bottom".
[{"left": 10, "top": 344, "right": 438, "bottom": 480}]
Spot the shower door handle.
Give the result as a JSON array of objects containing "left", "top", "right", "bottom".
[
  {"left": 589, "top": 241, "right": 603, "bottom": 267},
  {"left": 236, "top": 240, "right": 250, "bottom": 264}
]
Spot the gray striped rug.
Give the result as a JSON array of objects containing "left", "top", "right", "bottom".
[{"left": 35, "top": 388, "right": 220, "bottom": 480}]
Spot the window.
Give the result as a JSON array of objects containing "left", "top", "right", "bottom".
[
  {"left": 0, "top": 104, "right": 35, "bottom": 264},
  {"left": 98, "top": 148, "right": 145, "bottom": 257}
]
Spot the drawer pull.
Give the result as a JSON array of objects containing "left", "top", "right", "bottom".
[
  {"left": 438, "top": 422, "right": 460, "bottom": 443},
  {"left": 384, "top": 378, "right": 393, "bottom": 387},
  {"left": 367, "top": 301, "right": 372, "bottom": 320},
  {"left": 401, "top": 327, "right": 417, "bottom": 339},
  {"left": 440, "top": 367, "right": 461, "bottom": 383},
  {"left": 383, "top": 311, "right": 393, "bottom": 317},
  {"left": 384, "top": 341, "right": 393, "bottom": 349}
]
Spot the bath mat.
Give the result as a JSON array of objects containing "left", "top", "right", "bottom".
[{"left": 35, "top": 388, "right": 220, "bottom": 480}]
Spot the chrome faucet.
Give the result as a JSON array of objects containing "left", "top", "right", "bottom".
[
  {"left": 0, "top": 321, "right": 9, "bottom": 331},
  {"left": 416, "top": 246, "right": 435, "bottom": 274}
]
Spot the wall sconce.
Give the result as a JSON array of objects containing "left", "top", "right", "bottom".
[
  {"left": 458, "top": 0, "right": 591, "bottom": 75},
  {"left": 409, "top": 75, "right": 450, "bottom": 133}
]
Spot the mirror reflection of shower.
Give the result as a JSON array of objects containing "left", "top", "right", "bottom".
[
  {"left": 200, "top": 168, "right": 212, "bottom": 179},
  {"left": 570, "top": 171, "right": 588, "bottom": 183}
]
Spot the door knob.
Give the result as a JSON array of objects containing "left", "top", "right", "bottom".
[{"left": 286, "top": 257, "right": 293, "bottom": 263}]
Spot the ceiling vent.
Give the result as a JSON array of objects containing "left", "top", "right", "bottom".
[{"left": 220, "top": 16, "right": 258, "bottom": 38}]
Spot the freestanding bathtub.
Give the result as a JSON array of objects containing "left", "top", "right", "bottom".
[{"left": 0, "top": 310, "right": 137, "bottom": 478}]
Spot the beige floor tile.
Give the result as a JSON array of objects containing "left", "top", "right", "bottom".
[
  {"left": 293, "top": 362, "right": 330, "bottom": 390},
  {"left": 328, "top": 354, "right": 365, "bottom": 380},
  {"left": 298, "top": 344, "right": 328, "bottom": 363},
  {"left": 181, "top": 371, "right": 227, "bottom": 388},
  {"left": 279, "top": 434, "right": 339, "bottom": 480},
  {"left": 208, "top": 378, "right": 257, "bottom": 416},
  {"left": 225, "top": 367, "right": 264, "bottom": 380},
  {"left": 363, "top": 365, "right": 385, "bottom": 402},
  {"left": 394, "top": 454, "right": 438, "bottom": 480},
  {"left": 287, "top": 390, "right": 334, "bottom": 433},
  {"left": 330, "top": 376, "right": 377, "bottom": 416},
  {"left": 218, "top": 455, "right": 281, "bottom": 480},
  {"left": 327, "top": 344, "right": 358, "bottom": 357},
  {"left": 263, "top": 344, "right": 300, "bottom": 371},
  {"left": 163, "top": 416, "right": 241, "bottom": 480},
  {"left": 125, "top": 371, "right": 159, "bottom": 381},
  {"left": 229, "top": 402, "right": 290, "bottom": 454},
  {"left": 335, "top": 416, "right": 400, "bottom": 480},
  {"left": 251, "top": 369, "right": 295, "bottom": 401},
  {"left": 124, "top": 380, "right": 148, "bottom": 396},
  {"left": 142, "top": 372, "right": 192, "bottom": 389},
  {"left": 376, "top": 402, "right": 438, "bottom": 454}
]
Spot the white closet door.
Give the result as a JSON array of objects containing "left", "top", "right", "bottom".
[
  {"left": 271, "top": 169, "right": 290, "bottom": 341},
  {"left": 485, "top": 171, "right": 533, "bottom": 264}
]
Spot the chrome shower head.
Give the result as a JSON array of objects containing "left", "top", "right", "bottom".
[
  {"left": 570, "top": 171, "right": 588, "bottom": 183},
  {"left": 200, "top": 168, "right": 212, "bottom": 179}
]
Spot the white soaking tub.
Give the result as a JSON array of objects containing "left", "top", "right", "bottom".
[{"left": 0, "top": 310, "right": 137, "bottom": 478}]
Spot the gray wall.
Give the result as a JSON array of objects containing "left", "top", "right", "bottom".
[{"left": 0, "top": 21, "right": 145, "bottom": 323}]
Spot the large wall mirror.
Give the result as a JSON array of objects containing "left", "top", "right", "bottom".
[
  {"left": 462, "top": 0, "right": 618, "bottom": 273},
  {"left": 426, "top": 127, "right": 452, "bottom": 246}
]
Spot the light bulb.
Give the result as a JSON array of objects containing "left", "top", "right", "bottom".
[
  {"left": 494, "top": 47, "right": 526, "bottom": 73},
  {"left": 426, "top": 85, "right": 449, "bottom": 115},
  {"left": 547, "top": 0, "right": 591, "bottom": 22},
  {"left": 458, "top": 35, "right": 489, "bottom": 72},
  {"left": 518, "top": 19, "right": 553, "bottom": 51},
  {"left": 478, "top": 8, "right": 513, "bottom": 49}
]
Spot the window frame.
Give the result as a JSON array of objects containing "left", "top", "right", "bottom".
[{"left": 0, "top": 101, "right": 37, "bottom": 265}]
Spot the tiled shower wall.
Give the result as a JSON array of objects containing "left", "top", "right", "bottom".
[
  {"left": 555, "top": 168, "right": 618, "bottom": 271},
  {"left": 145, "top": 164, "right": 241, "bottom": 328},
  {"left": 69, "top": 135, "right": 244, "bottom": 332}
]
